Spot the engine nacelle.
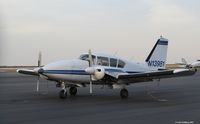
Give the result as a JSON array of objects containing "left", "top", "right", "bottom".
[
  {"left": 85, "top": 66, "right": 105, "bottom": 80},
  {"left": 33, "top": 67, "right": 44, "bottom": 74},
  {"left": 93, "top": 67, "right": 105, "bottom": 80}
]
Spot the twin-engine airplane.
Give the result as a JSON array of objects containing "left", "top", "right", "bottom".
[
  {"left": 17, "top": 37, "right": 196, "bottom": 99},
  {"left": 181, "top": 58, "right": 200, "bottom": 69}
]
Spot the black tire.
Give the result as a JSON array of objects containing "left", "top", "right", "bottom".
[
  {"left": 69, "top": 87, "right": 77, "bottom": 96},
  {"left": 120, "top": 88, "right": 129, "bottom": 99},
  {"left": 59, "top": 90, "right": 67, "bottom": 99}
]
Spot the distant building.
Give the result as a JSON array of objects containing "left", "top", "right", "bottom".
[{"left": 166, "top": 63, "right": 186, "bottom": 69}]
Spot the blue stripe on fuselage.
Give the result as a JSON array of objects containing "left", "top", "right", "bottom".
[
  {"left": 126, "top": 71, "right": 141, "bottom": 74},
  {"left": 44, "top": 70, "right": 88, "bottom": 75},
  {"left": 105, "top": 68, "right": 125, "bottom": 73},
  {"left": 43, "top": 69, "right": 140, "bottom": 75}
]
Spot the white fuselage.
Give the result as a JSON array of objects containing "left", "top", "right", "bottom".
[
  {"left": 41, "top": 53, "right": 154, "bottom": 84},
  {"left": 191, "top": 61, "right": 200, "bottom": 68}
]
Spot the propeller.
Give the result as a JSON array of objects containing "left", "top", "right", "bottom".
[
  {"left": 88, "top": 49, "right": 93, "bottom": 94},
  {"left": 36, "top": 51, "right": 42, "bottom": 92}
]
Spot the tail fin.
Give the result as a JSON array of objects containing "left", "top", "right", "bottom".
[
  {"left": 181, "top": 58, "right": 187, "bottom": 65},
  {"left": 145, "top": 37, "right": 168, "bottom": 70}
]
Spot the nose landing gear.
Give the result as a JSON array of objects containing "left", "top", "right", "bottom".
[
  {"left": 59, "top": 82, "right": 67, "bottom": 99},
  {"left": 59, "top": 89, "right": 67, "bottom": 99}
]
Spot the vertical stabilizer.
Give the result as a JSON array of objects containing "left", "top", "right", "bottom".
[{"left": 145, "top": 37, "right": 168, "bottom": 70}]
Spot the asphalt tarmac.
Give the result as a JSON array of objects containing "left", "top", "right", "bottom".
[{"left": 0, "top": 72, "right": 200, "bottom": 124}]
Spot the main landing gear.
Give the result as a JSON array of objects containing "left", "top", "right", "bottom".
[
  {"left": 120, "top": 88, "right": 129, "bottom": 99},
  {"left": 59, "top": 82, "right": 78, "bottom": 99},
  {"left": 69, "top": 87, "right": 77, "bottom": 96},
  {"left": 59, "top": 82, "right": 128, "bottom": 99}
]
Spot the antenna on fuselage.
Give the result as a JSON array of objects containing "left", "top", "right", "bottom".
[{"left": 113, "top": 51, "right": 118, "bottom": 56}]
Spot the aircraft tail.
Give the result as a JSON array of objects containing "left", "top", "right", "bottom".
[
  {"left": 145, "top": 37, "right": 168, "bottom": 70},
  {"left": 181, "top": 58, "right": 187, "bottom": 65}
]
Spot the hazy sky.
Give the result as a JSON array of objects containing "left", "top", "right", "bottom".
[{"left": 1, "top": 0, "right": 200, "bottom": 66}]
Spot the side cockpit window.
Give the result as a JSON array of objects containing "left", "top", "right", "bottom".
[
  {"left": 118, "top": 59, "right": 125, "bottom": 68},
  {"left": 110, "top": 58, "right": 117, "bottom": 67},
  {"left": 97, "top": 56, "right": 109, "bottom": 66}
]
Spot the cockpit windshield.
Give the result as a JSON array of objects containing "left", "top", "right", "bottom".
[{"left": 79, "top": 54, "right": 96, "bottom": 64}]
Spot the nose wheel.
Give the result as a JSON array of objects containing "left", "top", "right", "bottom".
[
  {"left": 120, "top": 88, "right": 129, "bottom": 99},
  {"left": 69, "top": 87, "right": 77, "bottom": 96},
  {"left": 59, "top": 89, "right": 67, "bottom": 99}
]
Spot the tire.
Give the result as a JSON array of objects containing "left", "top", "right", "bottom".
[
  {"left": 120, "top": 88, "right": 129, "bottom": 99},
  {"left": 69, "top": 87, "right": 77, "bottom": 96},
  {"left": 59, "top": 90, "right": 67, "bottom": 99}
]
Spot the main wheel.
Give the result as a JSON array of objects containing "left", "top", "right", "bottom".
[
  {"left": 59, "top": 89, "right": 67, "bottom": 99},
  {"left": 120, "top": 88, "right": 129, "bottom": 99},
  {"left": 69, "top": 87, "right": 77, "bottom": 96}
]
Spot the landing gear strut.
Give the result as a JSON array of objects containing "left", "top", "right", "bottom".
[
  {"left": 120, "top": 88, "right": 129, "bottom": 99},
  {"left": 59, "top": 89, "right": 67, "bottom": 99},
  {"left": 69, "top": 87, "right": 77, "bottom": 96},
  {"left": 59, "top": 82, "right": 67, "bottom": 99}
]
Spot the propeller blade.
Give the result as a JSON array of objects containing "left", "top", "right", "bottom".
[
  {"left": 88, "top": 49, "right": 93, "bottom": 66},
  {"left": 89, "top": 76, "right": 93, "bottom": 94},
  {"left": 36, "top": 51, "right": 42, "bottom": 92},
  {"left": 36, "top": 76, "right": 40, "bottom": 92},
  {"left": 38, "top": 51, "right": 42, "bottom": 67},
  {"left": 88, "top": 49, "right": 93, "bottom": 94}
]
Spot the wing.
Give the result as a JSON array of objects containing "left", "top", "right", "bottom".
[
  {"left": 17, "top": 69, "right": 39, "bottom": 76},
  {"left": 17, "top": 69, "right": 57, "bottom": 82},
  {"left": 104, "top": 69, "right": 196, "bottom": 84}
]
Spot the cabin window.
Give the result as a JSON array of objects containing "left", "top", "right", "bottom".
[
  {"left": 110, "top": 58, "right": 117, "bottom": 67},
  {"left": 118, "top": 59, "right": 125, "bottom": 68},
  {"left": 97, "top": 56, "right": 109, "bottom": 66}
]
